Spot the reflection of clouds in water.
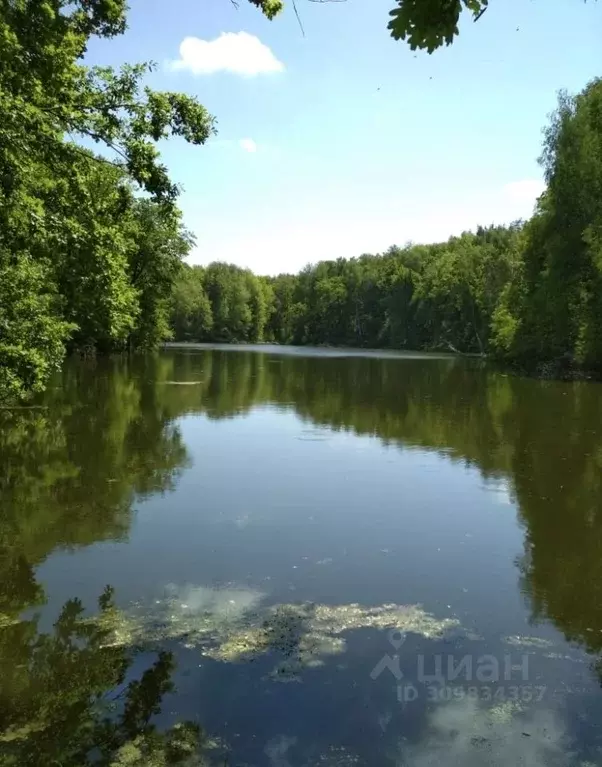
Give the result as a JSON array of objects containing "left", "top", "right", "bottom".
[
  {"left": 483, "top": 478, "right": 515, "bottom": 507},
  {"left": 93, "top": 584, "right": 588, "bottom": 767},
  {"left": 302, "top": 746, "right": 362, "bottom": 767},
  {"left": 261, "top": 700, "right": 573, "bottom": 767},
  {"left": 398, "top": 698, "right": 569, "bottom": 767},
  {"left": 100, "top": 583, "right": 460, "bottom": 682},
  {"left": 265, "top": 735, "right": 298, "bottom": 767},
  {"left": 265, "top": 737, "right": 362, "bottom": 767},
  {"left": 164, "top": 582, "right": 264, "bottom": 622},
  {"left": 98, "top": 583, "right": 265, "bottom": 648}
]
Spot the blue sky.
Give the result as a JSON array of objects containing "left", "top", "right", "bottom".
[{"left": 88, "top": 0, "right": 601, "bottom": 275}]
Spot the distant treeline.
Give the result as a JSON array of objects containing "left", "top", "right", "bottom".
[
  {"left": 170, "top": 225, "right": 519, "bottom": 356},
  {"left": 171, "top": 78, "right": 602, "bottom": 375}
]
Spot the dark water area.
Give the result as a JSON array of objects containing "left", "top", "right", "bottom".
[{"left": 2, "top": 345, "right": 602, "bottom": 765}]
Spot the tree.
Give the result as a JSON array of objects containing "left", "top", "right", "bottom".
[
  {"left": 250, "top": 0, "right": 488, "bottom": 52},
  {"left": 51, "top": 162, "right": 140, "bottom": 353},
  {"left": 170, "top": 224, "right": 525, "bottom": 356},
  {"left": 170, "top": 266, "right": 214, "bottom": 342},
  {"left": 127, "top": 201, "right": 195, "bottom": 350},
  {"left": 0, "top": 0, "right": 214, "bottom": 202},
  {"left": 387, "top": 0, "right": 488, "bottom": 52},
  {"left": 252, "top": 0, "right": 596, "bottom": 53},
  {"left": 266, "top": 274, "right": 302, "bottom": 343},
  {"left": 173, "top": 262, "right": 272, "bottom": 343},
  {"left": 0, "top": 255, "right": 73, "bottom": 403},
  {"left": 0, "top": 0, "right": 215, "bottom": 402},
  {"left": 493, "top": 79, "right": 602, "bottom": 373}
]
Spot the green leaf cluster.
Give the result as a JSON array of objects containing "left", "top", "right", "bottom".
[
  {"left": 0, "top": 0, "right": 211, "bottom": 403},
  {"left": 388, "top": 0, "right": 488, "bottom": 52}
]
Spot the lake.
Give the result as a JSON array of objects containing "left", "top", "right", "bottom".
[{"left": 2, "top": 345, "right": 602, "bottom": 766}]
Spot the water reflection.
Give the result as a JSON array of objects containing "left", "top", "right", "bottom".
[
  {"left": 2, "top": 348, "right": 602, "bottom": 764},
  {"left": 159, "top": 348, "right": 602, "bottom": 657},
  {"left": 0, "top": 357, "right": 197, "bottom": 764},
  {"left": 96, "top": 582, "right": 459, "bottom": 682},
  {"left": 0, "top": 586, "right": 202, "bottom": 767},
  {"left": 0, "top": 356, "right": 189, "bottom": 568},
  {"left": 397, "top": 696, "right": 569, "bottom": 767}
]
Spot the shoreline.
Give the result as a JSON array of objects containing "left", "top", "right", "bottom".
[{"left": 162, "top": 342, "right": 602, "bottom": 382}]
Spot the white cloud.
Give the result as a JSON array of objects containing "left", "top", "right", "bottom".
[
  {"left": 239, "top": 138, "right": 258, "bottom": 153},
  {"left": 399, "top": 697, "right": 568, "bottom": 767},
  {"left": 503, "top": 178, "right": 546, "bottom": 203},
  {"left": 168, "top": 32, "right": 284, "bottom": 76}
]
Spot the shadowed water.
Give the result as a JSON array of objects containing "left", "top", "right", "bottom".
[{"left": 2, "top": 346, "right": 602, "bottom": 765}]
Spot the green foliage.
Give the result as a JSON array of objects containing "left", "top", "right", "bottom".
[
  {"left": 249, "top": 0, "right": 489, "bottom": 52},
  {"left": 253, "top": 0, "right": 594, "bottom": 54},
  {"left": 388, "top": 0, "right": 488, "bottom": 52},
  {"left": 490, "top": 286, "right": 521, "bottom": 355},
  {"left": 127, "top": 201, "right": 195, "bottom": 350},
  {"left": 0, "top": 587, "right": 202, "bottom": 767},
  {"left": 248, "top": 0, "right": 285, "bottom": 20},
  {"left": 501, "top": 79, "right": 602, "bottom": 371},
  {"left": 52, "top": 162, "right": 140, "bottom": 351},
  {"left": 249, "top": 0, "right": 488, "bottom": 51},
  {"left": 266, "top": 274, "right": 306, "bottom": 344},
  {"left": 171, "top": 263, "right": 273, "bottom": 344},
  {"left": 0, "top": 0, "right": 210, "bottom": 403},
  {"left": 0, "top": 255, "right": 74, "bottom": 403},
  {"left": 171, "top": 225, "right": 522, "bottom": 356},
  {"left": 170, "top": 266, "right": 214, "bottom": 342}
]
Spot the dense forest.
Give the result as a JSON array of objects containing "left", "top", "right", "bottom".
[
  {"left": 170, "top": 226, "right": 520, "bottom": 355},
  {"left": 1, "top": 0, "right": 465, "bottom": 407},
  {"left": 2, "top": 0, "right": 601, "bottom": 407},
  {"left": 0, "top": 0, "right": 215, "bottom": 404},
  {"left": 170, "top": 76, "right": 602, "bottom": 376}
]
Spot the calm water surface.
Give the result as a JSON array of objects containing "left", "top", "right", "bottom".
[{"left": 2, "top": 346, "right": 602, "bottom": 765}]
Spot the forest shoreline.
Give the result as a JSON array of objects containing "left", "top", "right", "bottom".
[{"left": 163, "top": 342, "right": 602, "bottom": 382}]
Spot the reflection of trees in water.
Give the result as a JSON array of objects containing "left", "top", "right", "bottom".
[
  {"left": 162, "top": 350, "right": 514, "bottom": 474},
  {"left": 0, "top": 587, "right": 202, "bottom": 767},
  {"left": 0, "top": 356, "right": 198, "bottom": 765},
  {"left": 163, "top": 350, "right": 602, "bottom": 663},
  {"left": 0, "top": 355, "right": 190, "bottom": 572},
  {"left": 3, "top": 349, "right": 602, "bottom": 762},
  {"left": 9, "top": 350, "right": 601, "bottom": 664},
  {"left": 511, "top": 385, "right": 602, "bottom": 658}
]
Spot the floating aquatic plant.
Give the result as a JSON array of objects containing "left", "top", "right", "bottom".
[{"left": 97, "top": 584, "right": 461, "bottom": 682}]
